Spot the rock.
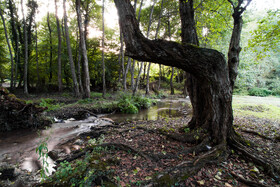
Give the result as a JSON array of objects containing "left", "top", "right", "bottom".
[
  {"left": 74, "top": 139, "right": 84, "bottom": 146},
  {"left": 0, "top": 163, "right": 16, "bottom": 180}
]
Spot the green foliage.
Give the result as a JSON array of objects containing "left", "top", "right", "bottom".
[
  {"left": 39, "top": 98, "right": 61, "bottom": 111},
  {"left": 36, "top": 135, "right": 49, "bottom": 179},
  {"left": 248, "top": 88, "right": 272, "bottom": 97},
  {"left": 77, "top": 98, "right": 94, "bottom": 104},
  {"left": 45, "top": 136, "right": 115, "bottom": 186},
  {"left": 117, "top": 93, "right": 152, "bottom": 114}
]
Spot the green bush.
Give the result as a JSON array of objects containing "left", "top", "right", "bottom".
[
  {"left": 248, "top": 88, "right": 272, "bottom": 97},
  {"left": 133, "top": 95, "right": 151, "bottom": 109},
  {"left": 39, "top": 99, "right": 61, "bottom": 111},
  {"left": 117, "top": 93, "right": 152, "bottom": 114}
]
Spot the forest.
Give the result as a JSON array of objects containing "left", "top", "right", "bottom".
[{"left": 0, "top": 0, "right": 279, "bottom": 186}]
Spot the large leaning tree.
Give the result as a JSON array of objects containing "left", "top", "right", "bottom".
[{"left": 114, "top": 0, "right": 280, "bottom": 183}]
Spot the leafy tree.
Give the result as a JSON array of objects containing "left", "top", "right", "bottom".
[{"left": 113, "top": 0, "right": 280, "bottom": 183}]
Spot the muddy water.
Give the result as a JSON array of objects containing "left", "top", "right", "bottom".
[{"left": 0, "top": 98, "right": 189, "bottom": 175}]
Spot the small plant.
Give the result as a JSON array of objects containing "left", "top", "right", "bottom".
[
  {"left": 77, "top": 98, "right": 94, "bottom": 104},
  {"left": 184, "top": 127, "right": 190, "bottom": 133},
  {"left": 39, "top": 98, "right": 61, "bottom": 111},
  {"left": 36, "top": 134, "right": 49, "bottom": 179}
]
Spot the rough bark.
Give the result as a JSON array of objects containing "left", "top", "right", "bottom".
[
  {"left": 55, "top": 0, "right": 63, "bottom": 92},
  {"left": 63, "top": 0, "right": 79, "bottom": 97},
  {"left": 21, "top": 0, "right": 28, "bottom": 94},
  {"left": 227, "top": 0, "right": 251, "bottom": 88},
  {"left": 114, "top": 0, "right": 233, "bottom": 144},
  {"left": 76, "top": 0, "right": 91, "bottom": 98},
  {"left": 0, "top": 7, "right": 14, "bottom": 89}
]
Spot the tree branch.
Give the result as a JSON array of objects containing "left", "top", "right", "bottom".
[{"left": 114, "top": 0, "right": 228, "bottom": 83}]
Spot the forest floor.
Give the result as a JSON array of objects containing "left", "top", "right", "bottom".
[{"left": 1, "top": 91, "right": 280, "bottom": 186}]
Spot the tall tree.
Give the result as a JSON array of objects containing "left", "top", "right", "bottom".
[
  {"left": 47, "top": 11, "right": 53, "bottom": 83},
  {"left": 113, "top": 0, "right": 278, "bottom": 182},
  {"left": 55, "top": 0, "right": 63, "bottom": 92},
  {"left": 101, "top": 0, "right": 106, "bottom": 97},
  {"left": 145, "top": 0, "right": 157, "bottom": 95},
  {"left": 76, "top": 0, "right": 91, "bottom": 98},
  {"left": 21, "top": 0, "right": 28, "bottom": 94},
  {"left": 63, "top": 0, "right": 79, "bottom": 97},
  {"left": 0, "top": 6, "right": 14, "bottom": 89}
]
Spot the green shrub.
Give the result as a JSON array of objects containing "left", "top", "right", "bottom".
[
  {"left": 39, "top": 99, "right": 61, "bottom": 111},
  {"left": 133, "top": 95, "right": 151, "bottom": 109},
  {"left": 248, "top": 88, "right": 272, "bottom": 97},
  {"left": 272, "top": 89, "right": 280, "bottom": 96},
  {"left": 117, "top": 93, "right": 152, "bottom": 114}
]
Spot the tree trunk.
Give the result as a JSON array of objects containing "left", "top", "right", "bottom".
[
  {"left": 55, "top": 0, "right": 63, "bottom": 92},
  {"left": 131, "top": 0, "right": 144, "bottom": 93},
  {"left": 63, "top": 0, "right": 79, "bottom": 97},
  {"left": 0, "top": 7, "right": 14, "bottom": 89},
  {"left": 21, "top": 0, "right": 28, "bottom": 94},
  {"left": 76, "top": 0, "right": 91, "bottom": 98},
  {"left": 47, "top": 12, "right": 53, "bottom": 84},
  {"left": 77, "top": 40, "right": 84, "bottom": 94},
  {"left": 145, "top": 0, "right": 157, "bottom": 95},
  {"left": 101, "top": 0, "right": 106, "bottom": 97},
  {"left": 170, "top": 67, "right": 174, "bottom": 95},
  {"left": 114, "top": 0, "right": 234, "bottom": 144},
  {"left": 35, "top": 22, "right": 39, "bottom": 91},
  {"left": 123, "top": 58, "right": 131, "bottom": 91},
  {"left": 133, "top": 62, "right": 143, "bottom": 96}
]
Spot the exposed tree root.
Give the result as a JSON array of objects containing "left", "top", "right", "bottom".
[
  {"left": 241, "top": 129, "right": 274, "bottom": 141},
  {"left": 230, "top": 171, "right": 270, "bottom": 187},
  {"left": 229, "top": 134, "right": 280, "bottom": 183},
  {"left": 149, "top": 143, "right": 229, "bottom": 186}
]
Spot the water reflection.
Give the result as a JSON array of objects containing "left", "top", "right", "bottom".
[{"left": 106, "top": 99, "right": 189, "bottom": 123}]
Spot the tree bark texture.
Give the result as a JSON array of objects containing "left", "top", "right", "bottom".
[
  {"left": 21, "top": 0, "right": 28, "bottom": 94},
  {"left": 76, "top": 0, "right": 91, "bottom": 98},
  {"left": 63, "top": 0, "right": 79, "bottom": 97},
  {"left": 114, "top": 0, "right": 233, "bottom": 143},
  {"left": 0, "top": 7, "right": 14, "bottom": 89},
  {"left": 170, "top": 67, "right": 174, "bottom": 95},
  {"left": 55, "top": 0, "right": 63, "bottom": 92}
]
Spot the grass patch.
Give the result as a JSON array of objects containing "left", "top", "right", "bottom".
[{"left": 233, "top": 103, "right": 280, "bottom": 121}]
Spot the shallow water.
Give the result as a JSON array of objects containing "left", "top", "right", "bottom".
[
  {"left": 0, "top": 98, "right": 190, "bottom": 174},
  {"left": 105, "top": 98, "right": 190, "bottom": 123}
]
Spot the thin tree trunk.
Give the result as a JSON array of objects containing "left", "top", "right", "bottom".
[
  {"left": 76, "top": 0, "right": 91, "bottom": 98},
  {"left": 146, "top": 0, "right": 163, "bottom": 95},
  {"left": 47, "top": 12, "right": 53, "bottom": 84},
  {"left": 158, "top": 64, "right": 161, "bottom": 90},
  {"left": 77, "top": 41, "right": 84, "bottom": 94},
  {"left": 63, "top": 0, "right": 79, "bottom": 97},
  {"left": 102, "top": 0, "right": 106, "bottom": 97},
  {"left": 123, "top": 58, "right": 131, "bottom": 91},
  {"left": 170, "top": 67, "right": 174, "bottom": 94},
  {"left": 21, "top": 0, "right": 28, "bottom": 94},
  {"left": 35, "top": 22, "right": 39, "bottom": 90},
  {"left": 55, "top": 0, "right": 63, "bottom": 92},
  {"left": 120, "top": 29, "right": 125, "bottom": 89},
  {"left": 0, "top": 7, "right": 14, "bottom": 89},
  {"left": 132, "top": 0, "right": 144, "bottom": 93},
  {"left": 133, "top": 62, "right": 143, "bottom": 96}
]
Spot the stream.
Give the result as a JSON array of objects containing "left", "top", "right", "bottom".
[{"left": 0, "top": 98, "right": 190, "bottom": 178}]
